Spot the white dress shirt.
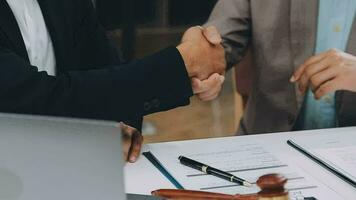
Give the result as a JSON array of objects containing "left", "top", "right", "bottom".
[{"left": 6, "top": 0, "right": 56, "bottom": 75}]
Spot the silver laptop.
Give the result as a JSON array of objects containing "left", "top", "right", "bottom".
[{"left": 0, "top": 113, "right": 127, "bottom": 200}]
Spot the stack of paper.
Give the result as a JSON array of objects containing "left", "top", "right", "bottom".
[{"left": 146, "top": 141, "right": 317, "bottom": 196}]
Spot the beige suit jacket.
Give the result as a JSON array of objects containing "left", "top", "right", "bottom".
[{"left": 206, "top": 0, "right": 356, "bottom": 134}]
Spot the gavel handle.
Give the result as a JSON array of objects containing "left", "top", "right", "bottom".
[{"left": 151, "top": 189, "right": 258, "bottom": 200}]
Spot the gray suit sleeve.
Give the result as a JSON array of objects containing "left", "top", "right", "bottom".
[{"left": 205, "top": 0, "right": 252, "bottom": 69}]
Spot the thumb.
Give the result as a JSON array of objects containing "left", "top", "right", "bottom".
[{"left": 203, "top": 26, "right": 222, "bottom": 45}]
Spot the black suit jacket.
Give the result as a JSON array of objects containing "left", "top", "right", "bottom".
[{"left": 0, "top": 0, "right": 193, "bottom": 129}]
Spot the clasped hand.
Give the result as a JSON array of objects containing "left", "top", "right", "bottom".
[
  {"left": 291, "top": 49, "right": 356, "bottom": 99},
  {"left": 177, "top": 26, "right": 226, "bottom": 101},
  {"left": 123, "top": 26, "right": 227, "bottom": 163}
]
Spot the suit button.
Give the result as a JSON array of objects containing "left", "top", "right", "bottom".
[
  {"left": 152, "top": 99, "right": 160, "bottom": 108},
  {"left": 144, "top": 102, "right": 151, "bottom": 111},
  {"left": 287, "top": 114, "right": 295, "bottom": 125}
]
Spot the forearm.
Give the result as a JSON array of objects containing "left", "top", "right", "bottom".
[{"left": 0, "top": 46, "right": 193, "bottom": 122}]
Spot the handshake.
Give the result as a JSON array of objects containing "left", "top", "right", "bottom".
[
  {"left": 123, "top": 26, "right": 226, "bottom": 163},
  {"left": 177, "top": 26, "right": 226, "bottom": 101}
]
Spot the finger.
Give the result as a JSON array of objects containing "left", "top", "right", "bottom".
[
  {"left": 198, "top": 74, "right": 224, "bottom": 97},
  {"left": 122, "top": 138, "right": 130, "bottom": 162},
  {"left": 314, "top": 79, "right": 341, "bottom": 100},
  {"left": 199, "top": 93, "right": 219, "bottom": 101},
  {"left": 309, "top": 65, "right": 340, "bottom": 91},
  {"left": 198, "top": 75, "right": 225, "bottom": 101},
  {"left": 198, "top": 88, "right": 221, "bottom": 101},
  {"left": 128, "top": 132, "right": 143, "bottom": 163},
  {"left": 200, "top": 76, "right": 224, "bottom": 98},
  {"left": 291, "top": 50, "right": 331, "bottom": 82},
  {"left": 120, "top": 122, "right": 134, "bottom": 135},
  {"left": 120, "top": 122, "right": 135, "bottom": 162},
  {"left": 202, "top": 26, "right": 222, "bottom": 45},
  {"left": 191, "top": 78, "right": 203, "bottom": 94},
  {"left": 193, "top": 73, "right": 221, "bottom": 94},
  {"left": 298, "top": 56, "right": 336, "bottom": 93}
]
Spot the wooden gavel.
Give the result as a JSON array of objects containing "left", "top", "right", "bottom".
[{"left": 152, "top": 174, "right": 289, "bottom": 200}]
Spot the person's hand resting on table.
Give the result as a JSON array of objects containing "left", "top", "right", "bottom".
[{"left": 121, "top": 122, "right": 143, "bottom": 163}]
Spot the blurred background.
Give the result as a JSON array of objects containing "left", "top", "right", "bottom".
[{"left": 94, "top": 0, "right": 244, "bottom": 143}]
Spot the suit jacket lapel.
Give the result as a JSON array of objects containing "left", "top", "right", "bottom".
[
  {"left": 0, "top": 0, "right": 29, "bottom": 61},
  {"left": 290, "top": 0, "right": 319, "bottom": 110}
]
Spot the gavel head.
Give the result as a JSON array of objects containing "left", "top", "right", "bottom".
[{"left": 256, "top": 174, "right": 288, "bottom": 199}]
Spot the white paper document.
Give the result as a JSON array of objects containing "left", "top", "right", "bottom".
[
  {"left": 314, "top": 146, "right": 356, "bottom": 182},
  {"left": 148, "top": 141, "right": 319, "bottom": 198},
  {"left": 290, "top": 130, "right": 356, "bottom": 187}
]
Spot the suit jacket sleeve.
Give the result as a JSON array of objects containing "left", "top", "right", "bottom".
[
  {"left": 0, "top": 44, "right": 193, "bottom": 122},
  {"left": 337, "top": 91, "right": 356, "bottom": 126},
  {"left": 79, "top": 0, "right": 142, "bottom": 129},
  {"left": 205, "top": 0, "right": 252, "bottom": 69}
]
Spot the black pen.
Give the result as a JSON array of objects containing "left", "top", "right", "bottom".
[{"left": 178, "top": 156, "right": 252, "bottom": 187}]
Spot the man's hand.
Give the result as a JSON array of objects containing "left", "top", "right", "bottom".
[
  {"left": 120, "top": 122, "right": 143, "bottom": 163},
  {"left": 178, "top": 26, "right": 226, "bottom": 101},
  {"left": 192, "top": 73, "right": 225, "bottom": 101},
  {"left": 177, "top": 26, "right": 226, "bottom": 80},
  {"left": 291, "top": 49, "right": 356, "bottom": 99}
]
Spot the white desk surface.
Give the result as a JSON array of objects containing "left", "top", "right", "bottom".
[{"left": 125, "top": 127, "right": 356, "bottom": 199}]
